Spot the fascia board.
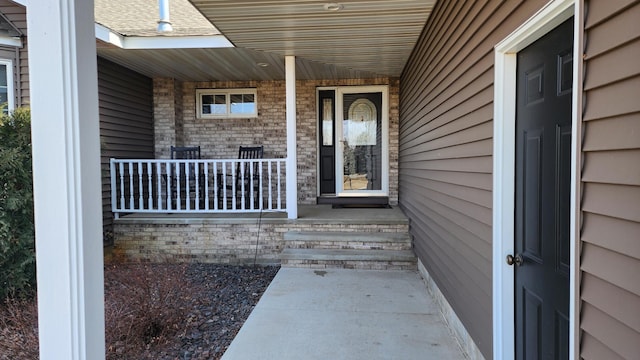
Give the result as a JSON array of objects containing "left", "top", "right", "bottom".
[
  {"left": 123, "top": 35, "right": 233, "bottom": 49},
  {"left": 94, "top": 23, "right": 233, "bottom": 50},
  {"left": 0, "top": 35, "right": 22, "bottom": 47}
]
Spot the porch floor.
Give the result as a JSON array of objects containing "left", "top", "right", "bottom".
[
  {"left": 221, "top": 267, "right": 466, "bottom": 359},
  {"left": 115, "top": 204, "right": 409, "bottom": 225}
]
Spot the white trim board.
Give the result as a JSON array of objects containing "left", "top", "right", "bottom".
[
  {"left": 491, "top": 0, "right": 579, "bottom": 359},
  {"left": 94, "top": 23, "right": 233, "bottom": 50}
]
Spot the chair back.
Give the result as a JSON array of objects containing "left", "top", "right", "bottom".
[
  {"left": 236, "top": 146, "right": 264, "bottom": 182},
  {"left": 238, "top": 146, "right": 263, "bottom": 160},
  {"left": 171, "top": 146, "right": 201, "bottom": 159}
]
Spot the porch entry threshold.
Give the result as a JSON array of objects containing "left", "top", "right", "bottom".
[{"left": 317, "top": 196, "right": 389, "bottom": 208}]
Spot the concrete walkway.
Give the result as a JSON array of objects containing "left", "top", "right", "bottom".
[{"left": 222, "top": 268, "right": 467, "bottom": 360}]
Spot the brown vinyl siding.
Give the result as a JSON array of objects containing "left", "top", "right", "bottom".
[
  {"left": 98, "top": 57, "right": 154, "bottom": 244},
  {"left": 399, "top": 0, "right": 548, "bottom": 357},
  {"left": 0, "top": 0, "right": 28, "bottom": 107},
  {"left": 581, "top": 1, "right": 640, "bottom": 358}
]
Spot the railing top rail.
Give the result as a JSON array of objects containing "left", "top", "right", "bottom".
[{"left": 110, "top": 158, "right": 285, "bottom": 164}]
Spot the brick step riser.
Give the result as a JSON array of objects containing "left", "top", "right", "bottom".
[
  {"left": 285, "top": 240, "right": 411, "bottom": 251},
  {"left": 281, "top": 259, "right": 417, "bottom": 271}
]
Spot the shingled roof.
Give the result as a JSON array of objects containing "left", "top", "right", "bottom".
[{"left": 94, "top": 0, "right": 221, "bottom": 37}]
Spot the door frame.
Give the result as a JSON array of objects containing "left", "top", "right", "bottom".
[
  {"left": 491, "top": 1, "right": 583, "bottom": 359},
  {"left": 316, "top": 85, "right": 390, "bottom": 197}
]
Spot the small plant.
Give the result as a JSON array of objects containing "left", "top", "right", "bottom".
[
  {"left": 0, "top": 108, "right": 35, "bottom": 300},
  {"left": 0, "top": 296, "right": 39, "bottom": 360},
  {"left": 104, "top": 263, "right": 194, "bottom": 359}
]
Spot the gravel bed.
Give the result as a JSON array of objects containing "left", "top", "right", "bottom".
[{"left": 175, "top": 264, "right": 279, "bottom": 359}]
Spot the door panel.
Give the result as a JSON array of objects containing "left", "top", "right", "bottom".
[
  {"left": 515, "top": 17, "right": 573, "bottom": 360},
  {"left": 319, "top": 90, "right": 335, "bottom": 195},
  {"left": 336, "top": 90, "right": 386, "bottom": 195}
]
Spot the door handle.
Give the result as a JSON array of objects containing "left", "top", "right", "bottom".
[{"left": 506, "top": 254, "right": 524, "bottom": 266}]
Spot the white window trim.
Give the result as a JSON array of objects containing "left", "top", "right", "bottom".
[
  {"left": 492, "top": 0, "right": 580, "bottom": 359},
  {"left": 196, "top": 88, "right": 258, "bottom": 119},
  {"left": 0, "top": 59, "right": 15, "bottom": 112}
]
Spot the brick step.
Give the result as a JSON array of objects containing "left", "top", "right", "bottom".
[
  {"left": 280, "top": 249, "right": 417, "bottom": 270},
  {"left": 283, "top": 231, "right": 412, "bottom": 251}
]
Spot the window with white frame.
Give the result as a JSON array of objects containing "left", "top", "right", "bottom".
[
  {"left": 0, "top": 59, "right": 14, "bottom": 114},
  {"left": 196, "top": 88, "right": 257, "bottom": 118}
]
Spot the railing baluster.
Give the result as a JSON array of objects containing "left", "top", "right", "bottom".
[
  {"left": 249, "top": 160, "right": 254, "bottom": 210},
  {"left": 147, "top": 162, "right": 153, "bottom": 209},
  {"left": 204, "top": 162, "right": 209, "bottom": 210},
  {"left": 175, "top": 162, "right": 182, "bottom": 210},
  {"left": 277, "top": 161, "right": 282, "bottom": 210},
  {"left": 213, "top": 162, "right": 218, "bottom": 210},
  {"left": 222, "top": 162, "right": 228, "bottom": 210},
  {"left": 267, "top": 161, "right": 273, "bottom": 210},
  {"left": 156, "top": 162, "right": 162, "bottom": 210},
  {"left": 258, "top": 160, "right": 263, "bottom": 210},
  {"left": 195, "top": 162, "right": 200, "bottom": 210},
  {"left": 128, "top": 162, "right": 134, "bottom": 209},
  {"left": 138, "top": 161, "right": 144, "bottom": 210},
  {"left": 118, "top": 162, "right": 124, "bottom": 210},
  {"left": 231, "top": 162, "right": 236, "bottom": 210},
  {"left": 166, "top": 162, "right": 172, "bottom": 211},
  {"left": 241, "top": 161, "right": 246, "bottom": 210},
  {"left": 110, "top": 159, "right": 118, "bottom": 217}
]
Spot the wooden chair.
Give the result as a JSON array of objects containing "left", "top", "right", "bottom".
[
  {"left": 171, "top": 146, "right": 201, "bottom": 160},
  {"left": 169, "top": 146, "right": 202, "bottom": 206},
  {"left": 221, "top": 146, "right": 264, "bottom": 209}
]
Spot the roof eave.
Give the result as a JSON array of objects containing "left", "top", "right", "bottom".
[{"left": 95, "top": 23, "right": 233, "bottom": 50}]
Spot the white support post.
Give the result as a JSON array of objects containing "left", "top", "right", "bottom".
[
  {"left": 27, "top": 0, "right": 105, "bottom": 359},
  {"left": 285, "top": 56, "right": 298, "bottom": 219}
]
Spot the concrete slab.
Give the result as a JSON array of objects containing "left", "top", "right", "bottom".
[{"left": 222, "top": 268, "right": 467, "bottom": 360}]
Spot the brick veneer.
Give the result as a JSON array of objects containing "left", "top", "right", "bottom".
[
  {"left": 153, "top": 77, "right": 400, "bottom": 204},
  {"left": 113, "top": 219, "right": 409, "bottom": 265}
]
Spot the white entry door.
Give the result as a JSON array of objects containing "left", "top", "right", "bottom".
[{"left": 335, "top": 86, "right": 389, "bottom": 196}]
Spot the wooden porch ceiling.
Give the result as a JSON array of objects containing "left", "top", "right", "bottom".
[{"left": 95, "top": 0, "right": 436, "bottom": 81}]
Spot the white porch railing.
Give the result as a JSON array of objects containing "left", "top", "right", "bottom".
[{"left": 110, "top": 158, "right": 286, "bottom": 216}]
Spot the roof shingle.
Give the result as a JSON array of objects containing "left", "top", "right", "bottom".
[{"left": 94, "top": 0, "right": 220, "bottom": 37}]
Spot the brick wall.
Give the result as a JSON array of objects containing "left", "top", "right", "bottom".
[
  {"left": 113, "top": 220, "right": 409, "bottom": 265},
  {"left": 153, "top": 78, "right": 178, "bottom": 158},
  {"left": 153, "top": 77, "right": 400, "bottom": 204}
]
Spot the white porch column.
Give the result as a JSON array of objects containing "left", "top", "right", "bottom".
[
  {"left": 285, "top": 55, "right": 298, "bottom": 219},
  {"left": 27, "top": 0, "right": 105, "bottom": 359}
]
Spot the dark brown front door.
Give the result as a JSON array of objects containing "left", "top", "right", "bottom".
[{"left": 514, "top": 17, "right": 573, "bottom": 359}]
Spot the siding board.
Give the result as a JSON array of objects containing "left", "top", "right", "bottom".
[
  {"left": 580, "top": 302, "right": 640, "bottom": 359},
  {"left": 401, "top": 138, "right": 493, "bottom": 162},
  {"left": 582, "top": 213, "right": 640, "bottom": 259},
  {"left": 581, "top": 243, "right": 640, "bottom": 297},
  {"left": 401, "top": 169, "right": 492, "bottom": 191},
  {"left": 583, "top": 76, "right": 640, "bottom": 121},
  {"left": 583, "top": 2, "right": 640, "bottom": 58},
  {"left": 580, "top": 1, "right": 640, "bottom": 357},
  {"left": 0, "top": 1, "right": 28, "bottom": 107},
  {"left": 581, "top": 272, "right": 640, "bottom": 332},
  {"left": 585, "top": 0, "right": 637, "bottom": 28},
  {"left": 97, "top": 57, "right": 153, "bottom": 244},
  {"left": 582, "top": 183, "right": 640, "bottom": 223},
  {"left": 582, "top": 150, "right": 640, "bottom": 186},
  {"left": 580, "top": 332, "right": 626, "bottom": 360},
  {"left": 401, "top": 86, "right": 494, "bottom": 147},
  {"left": 584, "top": 37, "right": 640, "bottom": 90},
  {"left": 582, "top": 114, "right": 640, "bottom": 151}
]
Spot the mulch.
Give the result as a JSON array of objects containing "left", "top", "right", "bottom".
[{"left": 135, "top": 264, "right": 280, "bottom": 360}]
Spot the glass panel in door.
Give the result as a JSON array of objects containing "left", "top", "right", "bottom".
[{"left": 339, "top": 92, "right": 383, "bottom": 192}]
